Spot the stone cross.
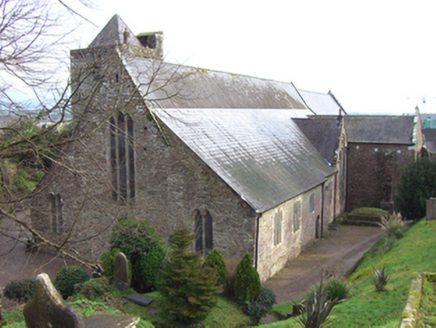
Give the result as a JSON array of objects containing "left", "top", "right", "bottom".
[
  {"left": 112, "top": 252, "right": 130, "bottom": 291},
  {"left": 23, "top": 273, "right": 84, "bottom": 328}
]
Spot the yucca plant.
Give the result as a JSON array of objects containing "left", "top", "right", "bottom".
[
  {"left": 324, "top": 278, "right": 350, "bottom": 302},
  {"left": 379, "top": 212, "right": 405, "bottom": 239},
  {"left": 372, "top": 265, "right": 389, "bottom": 292},
  {"left": 298, "top": 279, "right": 337, "bottom": 328}
]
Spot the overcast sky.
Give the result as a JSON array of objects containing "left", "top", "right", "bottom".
[{"left": 72, "top": 0, "right": 436, "bottom": 115}]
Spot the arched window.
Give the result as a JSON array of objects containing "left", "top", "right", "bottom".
[
  {"left": 293, "top": 200, "right": 301, "bottom": 232},
  {"left": 194, "top": 209, "right": 213, "bottom": 255},
  {"left": 50, "top": 193, "right": 63, "bottom": 233},
  {"left": 309, "top": 193, "right": 315, "bottom": 213},
  {"left": 273, "top": 209, "right": 283, "bottom": 246},
  {"left": 110, "top": 112, "right": 135, "bottom": 200}
]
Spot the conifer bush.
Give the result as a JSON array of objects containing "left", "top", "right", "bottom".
[
  {"left": 395, "top": 157, "right": 436, "bottom": 220},
  {"left": 202, "top": 249, "right": 227, "bottom": 286},
  {"left": 234, "top": 252, "right": 261, "bottom": 303},
  {"left": 157, "top": 228, "right": 218, "bottom": 325}
]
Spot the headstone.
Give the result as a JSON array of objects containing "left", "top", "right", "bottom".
[
  {"left": 112, "top": 252, "right": 130, "bottom": 291},
  {"left": 23, "top": 273, "right": 84, "bottom": 328},
  {"left": 426, "top": 198, "right": 436, "bottom": 220}
]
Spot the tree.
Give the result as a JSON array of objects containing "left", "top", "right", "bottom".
[
  {"left": 0, "top": 0, "right": 110, "bottom": 272},
  {"left": 0, "top": 1, "right": 189, "bottom": 275},
  {"left": 157, "top": 228, "right": 218, "bottom": 325},
  {"left": 202, "top": 248, "right": 227, "bottom": 286},
  {"left": 234, "top": 252, "right": 261, "bottom": 303},
  {"left": 395, "top": 157, "right": 436, "bottom": 220}
]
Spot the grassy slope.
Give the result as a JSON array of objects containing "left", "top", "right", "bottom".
[
  {"left": 261, "top": 219, "right": 436, "bottom": 327},
  {"left": 4, "top": 220, "right": 435, "bottom": 327}
]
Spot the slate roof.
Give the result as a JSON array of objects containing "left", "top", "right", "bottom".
[
  {"left": 344, "top": 115, "right": 415, "bottom": 144},
  {"left": 89, "top": 15, "right": 143, "bottom": 48},
  {"left": 423, "top": 128, "right": 436, "bottom": 152},
  {"left": 298, "top": 90, "right": 345, "bottom": 115},
  {"left": 293, "top": 116, "right": 342, "bottom": 165},
  {"left": 122, "top": 56, "right": 310, "bottom": 114},
  {"left": 153, "top": 108, "right": 336, "bottom": 213}
]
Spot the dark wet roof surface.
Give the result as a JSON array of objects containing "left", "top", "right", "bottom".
[
  {"left": 123, "top": 56, "right": 311, "bottom": 114},
  {"left": 293, "top": 116, "right": 342, "bottom": 164},
  {"left": 424, "top": 129, "right": 436, "bottom": 152},
  {"left": 345, "top": 115, "right": 415, "bottom": 144},
  {"left": 154, "top": 108, "right": 336, "bottom": 212},
  {"left": 298, "top": 90, "right": 344, "bottom": 115}
]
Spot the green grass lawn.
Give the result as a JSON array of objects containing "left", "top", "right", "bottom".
[
  {"left": 349, "top": 207, "right": 388, "bottom": 218},
  {"left": 261, "top": 219, "right": 436, "bottom": 327}
]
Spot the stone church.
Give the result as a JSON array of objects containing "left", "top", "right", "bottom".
[{"left": 30, "top": 15, "right": 420, "bottom": 281}]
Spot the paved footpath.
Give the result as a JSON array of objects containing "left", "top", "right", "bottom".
[{"left": 264, "top": 225, "right": 383, "bottom": 304}]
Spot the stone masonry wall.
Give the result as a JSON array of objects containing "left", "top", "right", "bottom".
[
  {"left": 346, "top": 143, "right": 415, "bottom": 211},
  {"left": 258, "top": 176, "right": 335, "bottom": 281},
  {"left": 31, "top": 45, "right": 256, "bottom": 264}
]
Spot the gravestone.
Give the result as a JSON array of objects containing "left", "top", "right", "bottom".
[
  {"left": 23, "top": 273, "right": 140, "bottom": 328},
  {"left": 112, "top": 252, "right": 130, "bottom": 291},
  {"left": 427, "top": 198, "right": 436, "bottom": 220},
  {"left": 23, "top": 273, "right": 84, "bottom": 328}
]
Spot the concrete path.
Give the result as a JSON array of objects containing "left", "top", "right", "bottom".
[{"left": 264, "top": 225, "right": 383, "bottom": 304}]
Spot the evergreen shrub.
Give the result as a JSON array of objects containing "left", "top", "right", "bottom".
[
  {"left": 202, "top": 249, "right": 227, "bottom": 286},
  {"left": 158, "top": 228, "right": 218, "bottom": 325},
  {"left": 54, "top": 266, "right": 90, "bottom": 299},
  {"left": 395, "top": 157, "right": 436, "bottom": 220},
  {"left": 234, "top": 252, "right": 261, "bottom": 303},
  {"left": 76, "top": 277, "right": 112, "bottom": 300},
  {"left": 244, "top": 286, "right": 276, "bottom": 324},
  {"left": 3, "top": 278, "right": 36, "bottom": 302},
  {"left": 108, "top": 218, "right": 166, "bottom": 292}
]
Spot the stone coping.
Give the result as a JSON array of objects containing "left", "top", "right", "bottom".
[{"left": 399, "top": 272, "right": 436, "bottom": 328}]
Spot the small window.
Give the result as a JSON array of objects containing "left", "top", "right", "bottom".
[
  {"left": 50, "top": 193, "right": 63, "bottom": 233},
  {"left": 309, "top": 193, "right": 315, "bottom": 213},
  {"left": 293, "top": 200, "right": 301, "bottom": 232},
  {"left": 194, "top": 210, "right": 213, "bottom": 255},
  {"left": 274, "top": 210, "right": 283, "bottom": 246}
]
